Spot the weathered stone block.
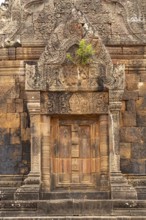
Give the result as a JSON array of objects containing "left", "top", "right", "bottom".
[
  {"left": 0, "top": 144, "right": 22, "bottom": 174},
  {"left": 120, "top": 159, "right": 133, "bottom": 173},
  {"left": 0, "top": 128, "right": 10, "bottom": 145},
  {"left": 138, "top": 82, "right": 146, "bottom": 96},
  {"left": 10, "top": 128, "right": 21, "bottom": 145},
  {"left": 0, "top": 48, "right": 8, "bottom": 60},
  {"left": 15, "top": 99, "right": 23, "bottom": 113},
  {"left": 122, "top": 90, "right": 139, "bottom": 100},
  {"left": 120, "top": 143, "right": 131, "bottom": 159},
  {"left": 142, "top": 128, "right": 146, "bottom": 143},
  {"left": 126, "top": 74, "right": 139, "bottom": 91},
  {"left": 121, "top": 159, "right": 146, "bottom": 174},
  {"left": 121, "top": 101, "right": 126, "bottom": 112},
  {"left": 0, "top": 113, "right": 20, "bottom": 128},
  {"left": 140, "top": 74, "right": 146, "bottom": 82},
  {"left": 120, "top": 127, "right": 142, "bottom": 143},
  {"left": 8, "top": 48, "right": 16, "bottom": 60},
  {"left": 122, "top": 111, "right": 136, "bottom": 127},
  {"left": 126, "top": 100, "right": 136, "bottom": 113},
  {"left": 137, "top": 111, "right": 146, "bottom": 126},
  {"left": 131, "top": 143, "right": 146, "bottom": 159},
  {"left": 7, "top": 102, "right": 16, "bottom": 113}
]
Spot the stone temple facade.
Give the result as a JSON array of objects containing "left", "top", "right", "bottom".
[{"left": 0, "top": 0, "right": 146, "bottom": 219}]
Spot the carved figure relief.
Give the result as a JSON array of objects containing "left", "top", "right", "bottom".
[
  {"left": 25, "top": 62, "right": 46, "bottom": 90},
  {"left": 41, "top": 92, "right": 108, "bottom": 114}
]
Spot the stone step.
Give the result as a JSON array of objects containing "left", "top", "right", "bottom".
[
  {"left": 2, "top": 216, "right": 146, "bottom": 220},
  {"left": 1, "top": 200, "right": 146, "bottom": 217},
  {"left": 40, "top": 191, "right": 110, "bottom": 200}
]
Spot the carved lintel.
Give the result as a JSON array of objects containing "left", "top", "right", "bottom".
[{"left": 41, "top": 92, "right": 108, "bottom": 114}]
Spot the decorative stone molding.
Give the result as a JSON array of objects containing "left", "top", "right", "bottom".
[
  {"left": 15, "top": 92, "right": 41, "bottom": 200},
  {"left": 107, "top": 64, "right": 137, "bottom": 199},
  {"left": 41, "top": 92, "right": 108, "bottom": 114}
]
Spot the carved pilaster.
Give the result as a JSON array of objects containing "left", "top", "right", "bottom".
[
  {"left": 109, "top": 99, "right": 137, "bottom": 199},
  {"left": 15, "top": 92, "right": 41, "bottom": 200},
  {"left": 41, "top": 115, "right": 51, "bottom": 192},
  {"left": 109, "top": 102, "right": 122, "bottom": 173},
  {"left": 99, "top": 115, "right": 109, "bottom": 190}
]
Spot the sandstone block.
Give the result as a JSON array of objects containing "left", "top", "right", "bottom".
[
  {"left": 131, "top": 143, "right": 146, "bottom": 159},
  {"left": 0, "top": 48, "right": 8, "bottom": 60},
  {"left": 138, "top": 82, "right": 146, "bottom": 96},
  {"left": 0, "top": 128, "right": 9, "bottom": 145},
  {"left": 7, "top": 103, "right": 16, "bottom": 113},
  {"left": 140, "top": 74, "right": 146, "bottom": 82},
  {"left": 137, "top": 111, "right": 146, "bottom": 126},
  {"left": 120, "top": 143, "right": 131, "bottom": 159},
  {"left": 8, "top": 47, "right": 16, "bottom": 60},
  {"left": 10, "top": 128, "right": 21, "bottom": 145},
  {"left": 126, "top": 74, "right": 139, "bottom": 91},
  {"left": 121, "top": 101, "right": 126, "bottom": 112},
  {"left": 142, "top": 128, "right": 146, "bottom": 143},
  {"left": 15, "top": 99, "right": 23, "bottom": 113},
  {"left": 120, "top": 127, "right": 143, "bottom": 143},
  {"left": 136, "top": 98, "right": 146, "bottom": 111},
  {"left": 122, "top": 111, "right": 136, "bottom": 127},
  {"left": 126, "top": 100, "right": 136, "bottom": 113},
  {"left": 120, "top": 159, "right": 133, "bottom": 173},
  {"left": 121, "top": 159, "right": 145, "bottom": 174},
  {"left": 122, "top": 90, "right": 139, "bottom": 101},
  {"left": 0, "top": 113, "right": 20, "bottom": 128}
]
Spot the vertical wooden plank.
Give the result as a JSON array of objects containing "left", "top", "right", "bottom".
[
  {"left": 79, "top": 125, "right": 90, "bottom": 158},
  {"left": 59, "top": 125, "right": 71, "bottom": 157}
]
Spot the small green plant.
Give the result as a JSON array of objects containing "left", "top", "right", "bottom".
[{"left": 66, "top": 39, "right": 95, "bottom": 65}]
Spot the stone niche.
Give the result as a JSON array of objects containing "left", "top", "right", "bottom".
[{"left": 14, "top": 8, "right": 137, "bottom": 201}]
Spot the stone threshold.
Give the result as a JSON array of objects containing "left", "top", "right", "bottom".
[{"left": 2, "top": 217, "right": 146, "bottom": 220}]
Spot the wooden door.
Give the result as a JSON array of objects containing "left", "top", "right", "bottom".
[{"left": 51, "top": 117, "right": 100, "bottom": 189}]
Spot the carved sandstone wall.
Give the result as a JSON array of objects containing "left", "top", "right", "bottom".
[{"left": 0, "top": 0, "right": 146, "bottom": 192}]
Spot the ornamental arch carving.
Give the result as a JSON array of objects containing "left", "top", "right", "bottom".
[{"left": 21, "top": 7, "right": 137, "bottom": 200}]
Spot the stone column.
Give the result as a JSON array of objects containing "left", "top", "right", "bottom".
[
  {"left": 41, "top": 115, "right": 51, "bottom": 192},
  {"left": 109, "top": 91, "right": 137, "bottom": 199},
  {"left": 15, "top": 92, "right": 41, "bottom": 200},
  {"left": 109, "top": 102, "right": 121, "bottom": 173},
  {"left": 99, "top": 115, "right": 109, "bottom": 190}
]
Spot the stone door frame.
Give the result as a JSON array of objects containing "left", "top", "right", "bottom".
[{"left": 15, "top": 85, "right": 137, "bottom": 200}]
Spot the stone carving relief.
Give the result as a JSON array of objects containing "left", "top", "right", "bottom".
[
  {"left": 0, "top": 0, "right": 146, "bottom": 47},
  {"left": 101, "top": 64, "right": 125, "bottom": 91},
  {"left": 41, "top": 92, "right": 108, "bottom": 114},
  {"left": 101, "top": 0, "right": 146, "bottom": 43},
  {"left": 45, "top": 63, "right": 105, "bottom": 91},
  {"left": 23, "top": 6, "right": 125, "bottom": 95},
  {"left": 25, "top": 62, "right": 46, "bottom": 90}
]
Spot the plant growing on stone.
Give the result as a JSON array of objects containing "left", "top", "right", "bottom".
[{"left": 66, "top": 39, "right": 95, "bottom": 65}]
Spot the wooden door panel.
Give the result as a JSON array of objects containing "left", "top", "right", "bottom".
[
  {"left": 79, "top": 126, "right": 90, "bottom": 158},
  {"left": 51, "top": 118, "right": 99, "bottom": 188},
  {"left": 59, "top": 125, "right": 71, "bottom": 157}
]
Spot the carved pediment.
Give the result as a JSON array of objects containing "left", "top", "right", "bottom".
[{"left": 25, "top": 8, "right": 125, "bottom": 93}]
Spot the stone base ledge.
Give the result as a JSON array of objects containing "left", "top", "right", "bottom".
[
  {"left": 1, "top": 199, "right": 146, "bottom": 217},
  {"left": 2, "top": 217, "right": 146, "bottom": 220}
]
